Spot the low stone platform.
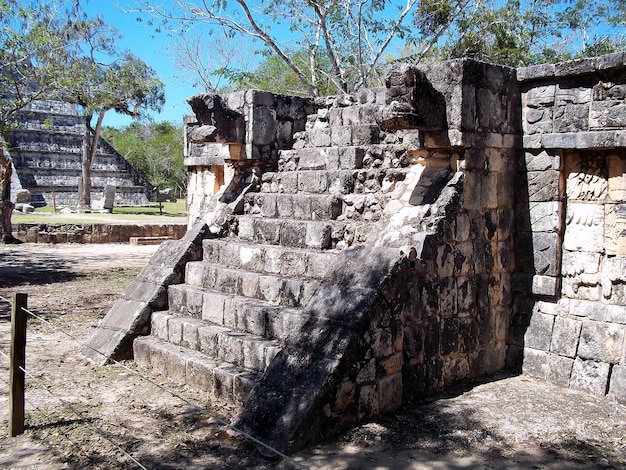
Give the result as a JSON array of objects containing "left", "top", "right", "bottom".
[{"left": 12, "top": 222, "right": 187, "bottom": 244}]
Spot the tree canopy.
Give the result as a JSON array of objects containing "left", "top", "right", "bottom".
[
  {"left": 0, "top": 0, "right": 83, "bottom": 241},
  {"left": 102, "top": 122, "right": 186, "bottom": 198},
  {"left": 49, "top": 15, "right": 165, "bottom": 207},
  {"left": 137, "top": 0, "right": 625, "bottom": 96},
  {"left": 0, "top": 0, "right": 166, "bottom": 240}
]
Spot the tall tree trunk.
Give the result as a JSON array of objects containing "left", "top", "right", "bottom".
[
  {"left": 0, "top": 138, "right": 19, "bottom": 244},
  {"left": 77, "top": 119, "right": 93, "bottom": 209},
  {"left": 77, "top": 112, "right": 106, "bottom": 209}
]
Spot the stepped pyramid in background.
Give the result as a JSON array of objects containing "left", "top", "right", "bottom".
[{"left": 7, "top": 100, "right": 154, "bottom": 207}]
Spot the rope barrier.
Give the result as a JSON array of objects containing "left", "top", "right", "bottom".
[
  {"left": 0, "top": 348, "right": 146, "bottom": 469},
  {"left": 18, "top": 305, "right": 308, "bottom": 469}
]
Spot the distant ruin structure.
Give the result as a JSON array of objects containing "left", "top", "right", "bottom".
[
  {"left": 83, "top": 52, "right": 626, "bottom": 453},
  {"left": 8, "top": 100, "right": 154, "bottom": 207}
]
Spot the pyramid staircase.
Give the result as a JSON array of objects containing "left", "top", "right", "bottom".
[
  {"left": 8, "top": 100, "right": 153, "bottom": 207},
  {"left": 133, "top": 102, "right": 410, "bottom": 405}
]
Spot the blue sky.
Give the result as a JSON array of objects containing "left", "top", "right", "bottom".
[{"left": 83, "top": 2, "right": 198, "bottom": 128}]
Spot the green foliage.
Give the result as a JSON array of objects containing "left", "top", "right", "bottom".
[
  {"left": 0, "top": 0, "right": 74, "bottom": 133},
  {"left": 139, "top": 0, "right": 419, "bottom": 95},
  {"left": 102, "top": 122, "right": 187, "bottom": 198},
  {"left": 411, "top": 0, "right": 626, "bottom": 67},
  {"left": 222, "top": 49, "right": 337, "bottom": 96}
]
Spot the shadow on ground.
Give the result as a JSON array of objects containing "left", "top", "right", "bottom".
[{"left": 0, "top": 254, "right": 81, "bottom": 289}]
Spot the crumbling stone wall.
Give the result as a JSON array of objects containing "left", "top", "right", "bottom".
[
  {"left": 511, "top": 52, "right": 626, "bottom": 403},
  {"left": 383, "top": 60, "right": 519, "bottom": 399},
  {"left": 184, "top": 91, "right": 315, "bottom": 223},
  {"left": 90, "top": 52, "right": 626, "bottom": 453}
]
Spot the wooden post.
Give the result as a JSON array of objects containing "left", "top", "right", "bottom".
[
  {"left": 51, "top": 192, "right": 56, "bottom": 213},
  {"left": 9, "top": 293, "right": 27, "bottom": 437}
]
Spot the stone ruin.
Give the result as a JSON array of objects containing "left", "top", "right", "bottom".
[
  {"left": 82, "top": 52, "right": 626, "bottom": 453},
  {"left": 8, "top": 100, "right": 154, "bottom": 207}
]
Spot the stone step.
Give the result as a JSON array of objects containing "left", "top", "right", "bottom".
[
  {"left": 303, "top": 124, "right": 381, "bottom": 148},
  {"left": 236, "top": 216, "right": 374, "bottom": 250},
  {"left": 149, "top": 311, "right": 282, "bottom": 373},
  {"left": 244, "top": 192, "right": 342, "bottom": 220},
  {"left": 167, "top": 284, "right": 307, "bottom": 342},
  {"left": 278, "top": 147, "right": 365, "bottom": 172},
  {"left": 129, "top": 236, "right": 174, "bottom": 245},
  {"left": 260, "top": 168, "right": 396, "bottom": 196},
  {"left": 133, "top": 335, "right": 259, "bottom": 404},
  {"left": 184, "top": 262, "right": 320, "bottom": 308},
  {"left": 202, "top": 239, "right": 338, "bottom": 279},
  {"left": 260, "top": 169, "right": 357, "bottom": 195}
]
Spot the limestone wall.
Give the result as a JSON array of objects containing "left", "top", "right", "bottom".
[
  {"left": 512, "top": 52, "right": 626, "bottom": 403},
  {"left": 392, "top": 60, "right": 519, "bottom": 399},
  {"left": 180, "top": 53, "right": 626, "bottom": 429},
  {"left": 184, "top": 91, "right": 318, "bottom": 222},
  {"left": 12, "top": 222, "right": 186, "bottom": 244}
]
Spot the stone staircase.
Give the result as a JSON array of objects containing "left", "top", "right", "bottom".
[
  {"left": 8, "top": 100, "right": 154, "bottom": 207},
  {"left": 133, "top": 102, "right": 407, "bottom": 405},
  {"left": 84, "top": 61, "right": 521, "bottom": 454}
]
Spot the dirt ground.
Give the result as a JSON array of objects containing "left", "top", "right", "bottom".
[{"left": 0, "top": 242, "right": 624, "bottom": 469}]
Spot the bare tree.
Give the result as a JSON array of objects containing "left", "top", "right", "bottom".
[{"left": 134, "top": 0, "right": 423, "bottom": 95}]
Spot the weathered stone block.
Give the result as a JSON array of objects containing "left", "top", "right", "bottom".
[
  {"left": 554, "top": 103, "right": 590, "bottom": 132},
  {"left": 163, "top": 345, "right": 188, "bottom": 382},
  {"left": 561, "top": 250, "right": 601, "bottom": 276},
  {"left": 275, "top": 194, "right": 294, "bottom": 218},
  {"left": 608, "top": 364, "right": 626, "bottom": 405},
  {"left": 351, "top": 125, "right": 380, "bottom": 145},
  {"left": 569, "top": 357, "right": 610, "bottom": 395},
  {"left": 443, "top": 356, "right": 470, "bottom": 386},
  {"left": 297, "top": 148, "right": 326, "bottom": 170},
  {"left": 254, "top": 219, "right": 281, "bottom": 245},
  {"left": 563, "top": 203, "right": 604, "bottom": 252},
  {"left": 590, "top": 101, "right": 626, "bottom": 129},
  {"left": 606, "top": 305, "right": 626, "bottom": 324},
  {"left": 281, "top": 221, "right": 306, "bottom": 247},
  {"left": 515, "top": 232, "right": 560, "bottom": 276},
  {"left": 523, "top": 107, "right": 553, "bottom": 134},
  {"left": 238, "top": 245, "right": 264, "bottom": 272},
  {"left": 526, "top": 201, "right": 562, "bottom": 232},
  {"left": 213, "top": 365, "right": 236, "bottom": 400},
  {"left": 578, "top": 320, "right": 625, "bottom": 363},
  {"left": 237, "top": 216, "right": 254, "bottom": 240},
  {"left": 532, "top": 275, "right": 558, "bottom": 296},
  {"left": 202, "top": 293, "right": 225, "bottom": 324},
  {"left": 132, "top": 337, "right": 152, "bottom": 368},
  {"left": 258, "top": 194, "right": 278, "bottom": 218},
  {"left": 331, "top": 126, "right": 352, "bottom": 146},
  {"left": 605, "top": 204, "right": 626, "bottom": 255},
  {"left": 291, "top": 194, "right": 312, "bottom": 220},
  {"left": 305, "top": 221, "right": 331, "bottom": 249},
  {"left": 546, "top": 353, "right": 574, "bottom": 387},
  {"left": 526, "top": 170, "right": 561, "bottom": 202},
  {"left": 338, "top": 147, "right": 364, "bottom": 170},
  {"left": 186, "top": 355, "right": 217, "bottom": 391},
  {"left": 524, "top": 85, "right": 555, "bottom": 108},
  {"left": 524, "top": 312, "right": 555, "bottom": 351},
  {"left": 298, "top": 171, "right": 329, "bottom": 193},
  {"left": 550, "top": 316, "right": 581, "bottom": 357},
  {"left": 608, "top": 154, "right": 626, "bottom": 202},
  {"left": 309, "top": 128, "right": 331, "bottom": 147},
  {"left": 151, "top": 312, "right": 171, "bottom": 341},
  {"left": 568, "top": 299, "right": 605, "bottom": 320}
]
